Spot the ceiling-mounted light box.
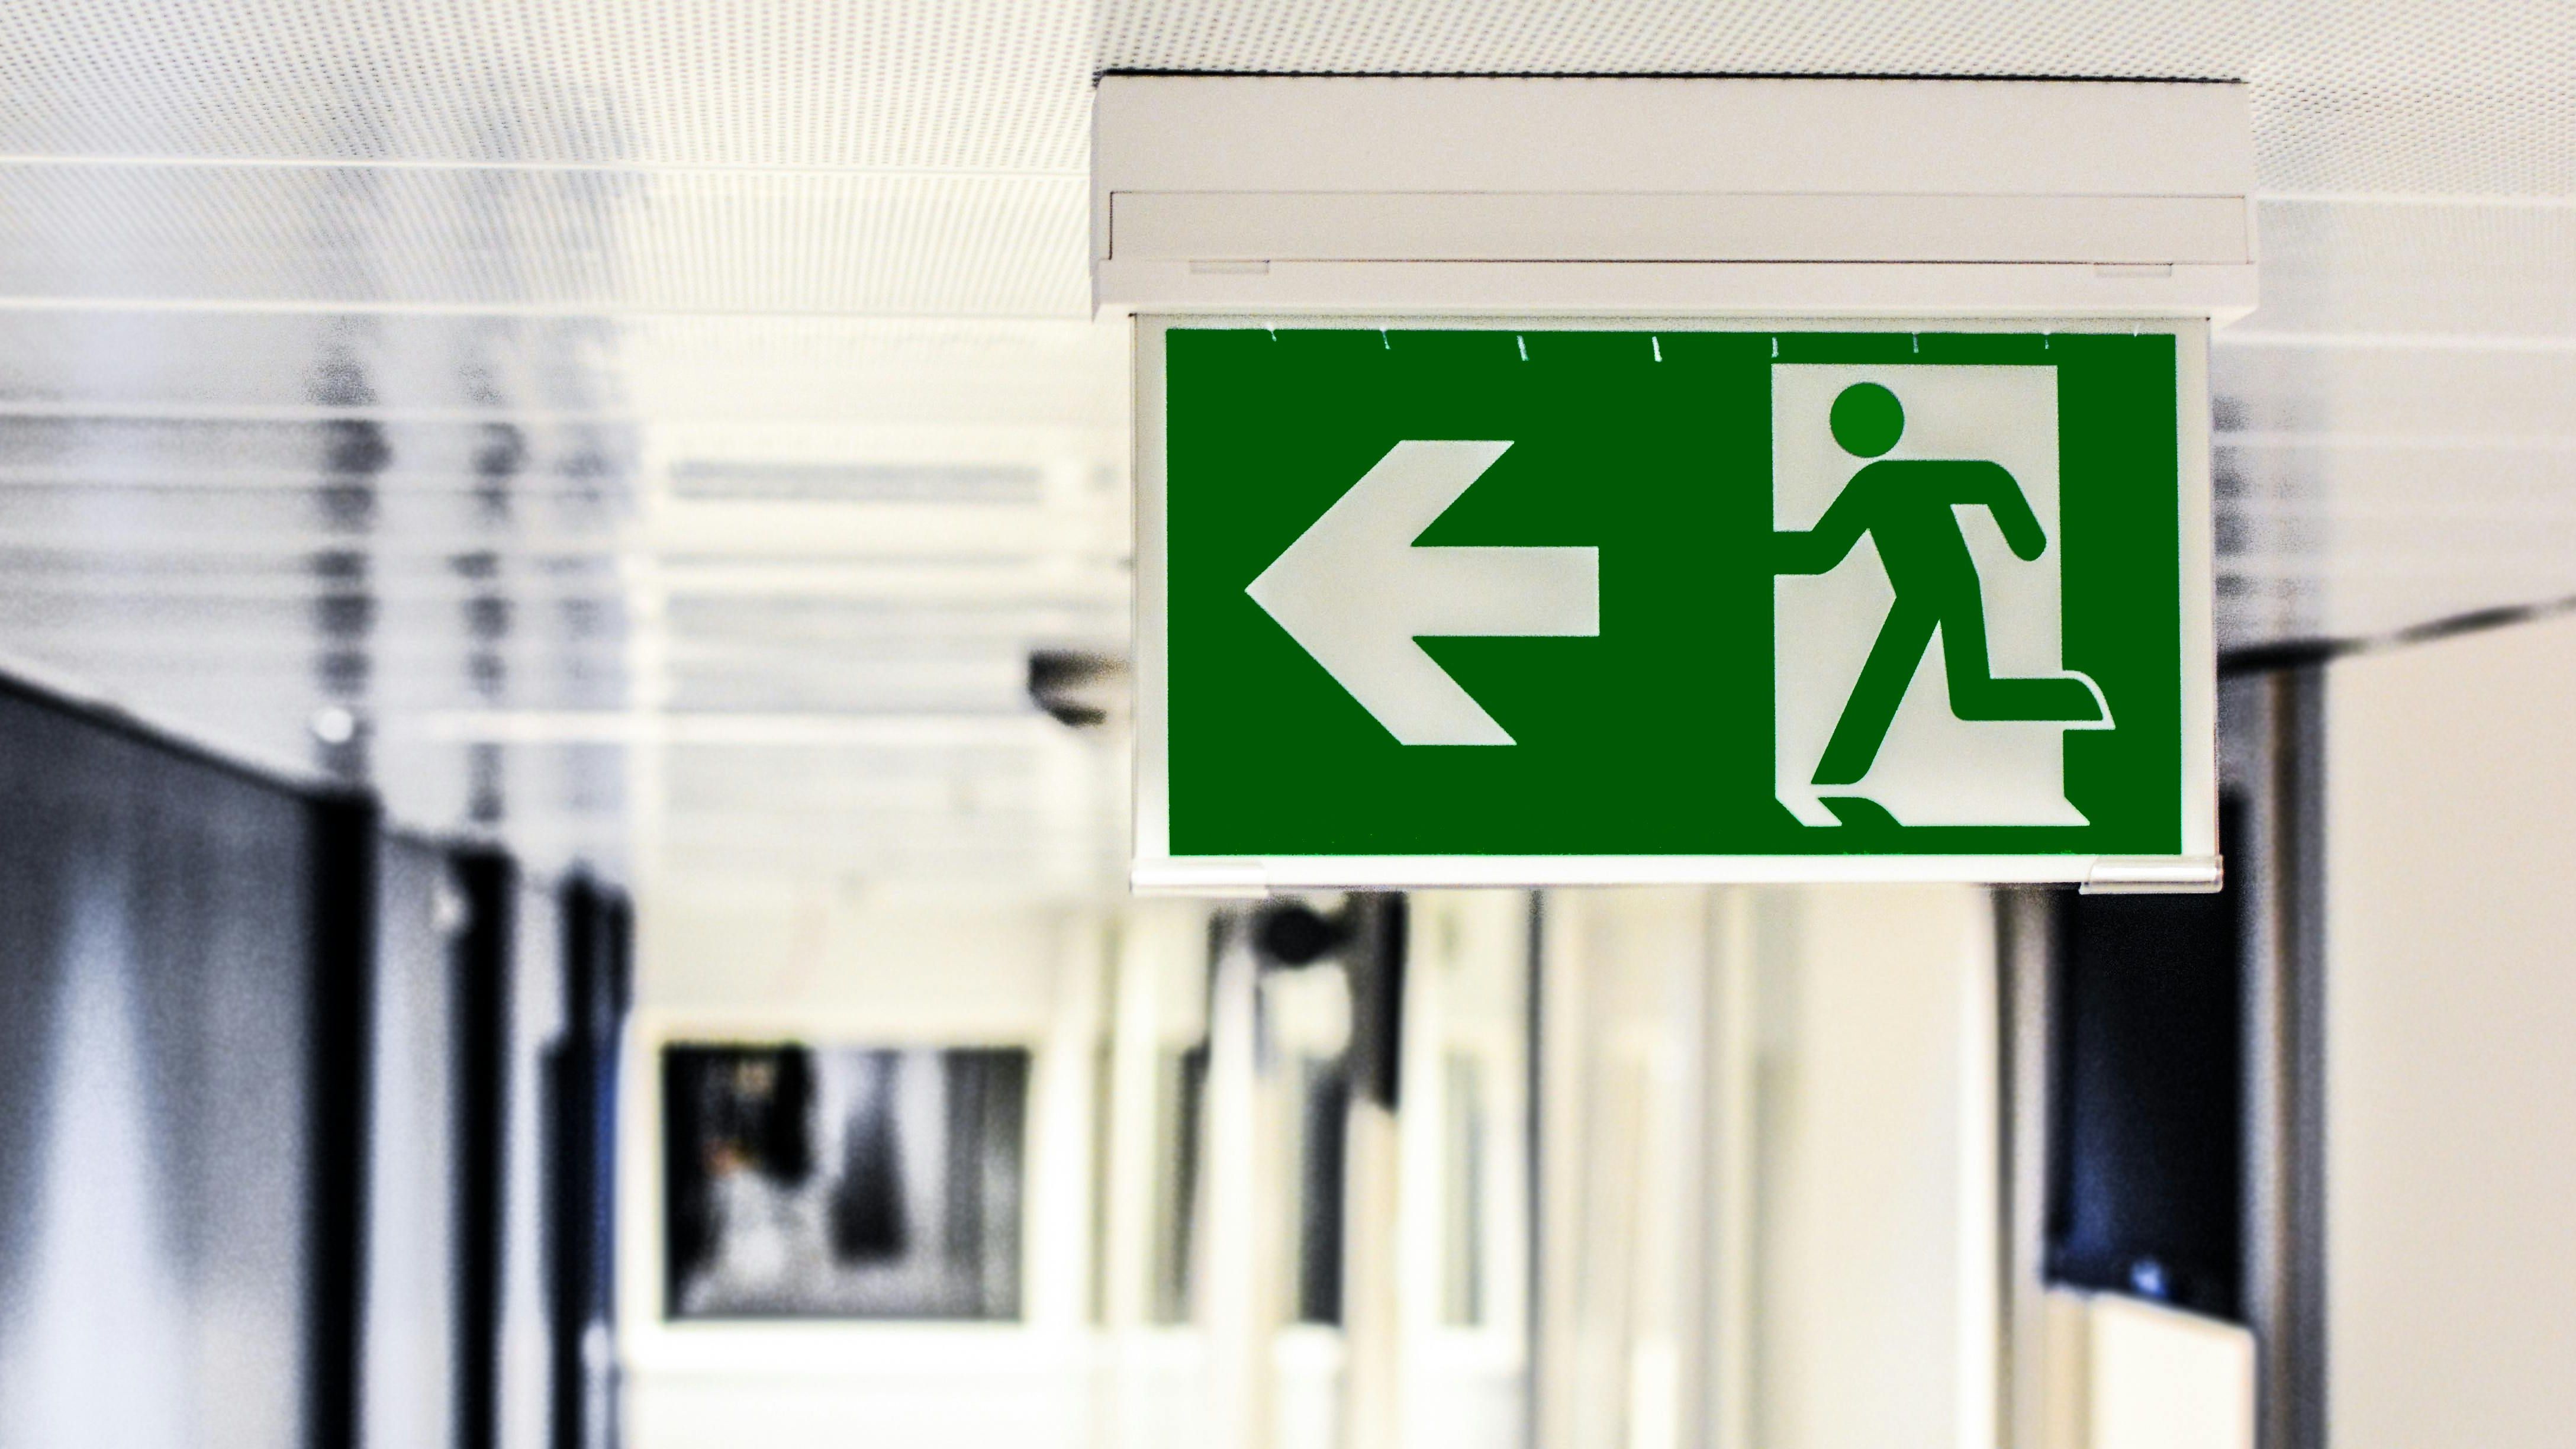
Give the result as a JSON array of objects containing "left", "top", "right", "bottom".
[
  {"left": 1093, "top": 75, "right": 2255, "bottom": 318},
  {"left": 1098, "top": 77, "right": 2252, "bottom": 894}
]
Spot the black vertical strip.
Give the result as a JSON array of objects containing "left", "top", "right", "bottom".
[
  {"left": 550, "top": 877, "right": 592, "bottom": 1449},
  {"left": 2045, "top": 800, "right": 2249, "bottom": 1319},
  {"left": 661, "top": 1048, "right": 708, "bottom": 1317},
  {"left": 553, "top": 875, "right": 601, "bottom": 1449},
  {"left": 2274, "top": 666, "right": 2330, "bottom": 1449},
  {"left": 454, "top": 850, "right": 518, "bottom": 1449},
  {"left": 596, "top": 888, "right": 630, "bottom": 1449},
  {"left": 1345, "top": 894, "right": 1408, "bottom": 1110},
  {"left": 1295, "top": 1058, "right": 1350, "bottom": 1324},
  {"left": 554, "top": 875, "right": 632, "bottom": 1449},
  {"left": 307, "top": 791, "right": 380, "bottom": 1449}
]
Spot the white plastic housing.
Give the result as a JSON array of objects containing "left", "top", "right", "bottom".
[{"left": 1092, "top": 76, "right": 2256, "bottom": 319}]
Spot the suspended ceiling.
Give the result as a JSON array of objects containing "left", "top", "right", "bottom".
[{"left": 1, "top": 1, "right": 2571, "bottom": 899}]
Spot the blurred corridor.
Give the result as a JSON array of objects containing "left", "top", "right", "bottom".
[{"left": 5, "top": 6, "right": 2576, "bottom": 1449}]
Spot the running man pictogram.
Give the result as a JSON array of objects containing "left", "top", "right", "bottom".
[{"left": 1775, "top": 381, "right": 2104, "bottom": 788}]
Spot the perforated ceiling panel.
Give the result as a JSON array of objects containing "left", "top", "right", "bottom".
[
  {"left": 0, "top": 0, "right": 2570, "bottom": 901},
  {"left": 1101, "top": 1, "right": 2576, "bottom": 195},
  {"left": 0, "top": 165, "right": 1088, "bottom": 314},
  {"left": 4, "top": 2, "right": 1094, "bottom": 169}
]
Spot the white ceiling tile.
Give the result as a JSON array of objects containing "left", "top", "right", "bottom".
[
  {"left": 2, "top": 1, "right": 1093, "bottom": 169},
  {"left": 0, "top": 163, "right": 1090, "bottom": 314}
]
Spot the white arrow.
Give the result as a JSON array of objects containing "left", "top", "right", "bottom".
[{"left": 1247, "top": 439, "right": 1599, "bottom": 745}]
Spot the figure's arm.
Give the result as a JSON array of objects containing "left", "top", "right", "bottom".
[
  {"left": 1951, "top": 462, "right": 2048, "bottom": 561},
  {"left": 1774, "top": 477, "right": 1875, "bottom": 574}
]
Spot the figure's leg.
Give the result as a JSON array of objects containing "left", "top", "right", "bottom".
[
  {"left": 1814, "top": 600, "right": 1937, "bottom": 787},
  {"left": 1935, "top": 567, "right": 2102, "bottom": 722}
]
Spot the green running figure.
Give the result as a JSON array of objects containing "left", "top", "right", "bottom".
[{"left": 1776, "top": 382, "right": 2104, "bottom": 788}]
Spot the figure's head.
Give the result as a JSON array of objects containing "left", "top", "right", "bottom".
[{"left": 1831, "top": 382, "right": 1904, "bottom": 457}]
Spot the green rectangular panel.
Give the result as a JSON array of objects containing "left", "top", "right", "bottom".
[{"left": 1136, "top": 318, "right": 2216, "bottom": 890}]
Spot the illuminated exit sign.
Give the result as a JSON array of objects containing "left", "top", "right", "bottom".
[{"left": 1132, "top": 318, "right": 2217, "bottom": 892}]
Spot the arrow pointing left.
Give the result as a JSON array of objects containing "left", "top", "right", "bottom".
[{"left": 1246, "top": 440, "right": 1599, "bottom": 745}]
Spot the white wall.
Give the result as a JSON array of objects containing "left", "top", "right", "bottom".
[
  {"left": 2042, "top": 1292, "right": 2253, "bottom": 1449},
  {"left": 504, "top": 882, "right": 569, "bottom": 1449},
  {"left": 362, "top": 838, "right": 462, "bottom": 1449},
  {"left": 1536, "top": 884, "right": 1998, "bottom": 1449},
  {"left": 639, "top": 887, "right": 1072, "bottom": 1035},
  {"left": 2326, "top": 614, "right": 2576, "bottom": 1447},
  {"left": 1748, "top": 886, "right": 1998, "bottom": 1449},
  {"left": 623, "top": 892, "right": 1109, "bottom": 1449}
]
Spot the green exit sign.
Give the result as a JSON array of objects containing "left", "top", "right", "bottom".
[{"left": 1134, "top": 318, "right": 2217, "bottom": 892}]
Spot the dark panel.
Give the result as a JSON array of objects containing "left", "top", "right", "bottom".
[
  {"left": 0, "top": 678, "right": 323, "bottom": 1448},
  {"left": 308, "top": 792, "right": 381, "bottom": 1449},
  {"left": 2046, "top": 800, "right": 2249, "bottom": 1320},
  {"left": 452, "top": 851, "right": 517, "bottom": 1449},
  {"left": 552, "top": 876, "right": 629, "bottom": 1449},
  {"left": 1340, "top": 896, "right": 1409, "bottom": 1112},
  {"left": 1294, "top": 1056, "right": 1350, "bottom": 1326}
]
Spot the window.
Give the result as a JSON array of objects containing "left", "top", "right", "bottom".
[{"left": 661, "top": 1044, "right": 1029, "bottom": 1320}]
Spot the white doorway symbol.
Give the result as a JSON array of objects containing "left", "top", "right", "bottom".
[{"left": 1772, "top": 364, "right": 2111, "bottom": 828}]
